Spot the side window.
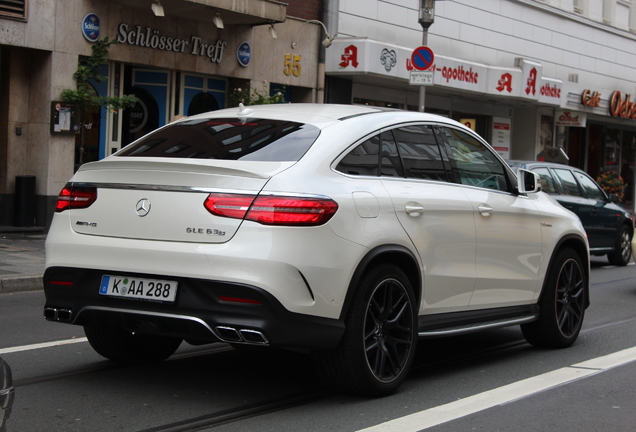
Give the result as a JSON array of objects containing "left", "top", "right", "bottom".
[
  {"left": 442, "top": 128, "right": 509, "bottom": 192},
  {"left": 393, "top": 125, "right": 447, "bottom": 181},
  {"left": 335, "top": 135, "right": 380, "bottom": 176},
  {"left": 553, "top": 169, "right": 584, "bottom": 197},
  {"left": 533, "top": 167, "right": 559, "bottom": 194},
  {"left": 573, "top": 171, "right": 606, "bottom": 200},
  {"left": 380, "top": 131, "right": 404, "bottom": 177}
]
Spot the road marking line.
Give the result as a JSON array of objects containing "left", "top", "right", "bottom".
[
  {"left": 357, "top": 346, "right": 636, "bottom": 432},
  {"left": 0, "top": 337, "right": 88, "bottom": 354}
]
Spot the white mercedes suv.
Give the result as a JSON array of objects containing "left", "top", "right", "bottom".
[{"left": 44, "top": 104, "right": 589, "bottom": 396}]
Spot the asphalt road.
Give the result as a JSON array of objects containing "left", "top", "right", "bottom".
[{"left": 1, "top": 257, "right": 635, "bottom": 432}]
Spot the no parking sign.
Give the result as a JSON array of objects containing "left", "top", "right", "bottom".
[{"left": 411, "top": 46, "right": 434, "bottom": 71}]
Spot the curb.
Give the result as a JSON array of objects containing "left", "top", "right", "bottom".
[{"left": 0, "top": 276, "right": 43, "bottom": 293}]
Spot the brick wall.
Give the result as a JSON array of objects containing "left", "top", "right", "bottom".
[{"left": 286, "top": 0, "right": 322, "bottom": 20}]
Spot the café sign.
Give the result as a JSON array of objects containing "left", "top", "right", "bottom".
[
  {"left": 117, "top": 23, "right": 227, "bottom": 63},
  {"left": 610, "top": 91, "right": 636, "bottom": 119}
]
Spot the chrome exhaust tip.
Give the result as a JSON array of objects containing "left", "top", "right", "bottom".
[
  {"left": 214, "top": 326, "right": 269, "bottom": 345},
  {"left": 44, "top": 307, "right": 73, "bottom": 322},
  {"left": 239, "top": 329, "right": 269, "bottom": 345},
  {"left": 215, "top": 326, "right": 242, "bottom": 342}
]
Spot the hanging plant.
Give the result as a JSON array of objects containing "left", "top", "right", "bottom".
[
  {"left": 61, "top": 36, "right": 138, "bottom": 166},
  {"left": 597, "top": 172, "right": 626, "bottom": 202}
]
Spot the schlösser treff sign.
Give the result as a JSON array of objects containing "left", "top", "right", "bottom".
[{"left": 116, "top": 23, "right": 228, "bottom": 63}]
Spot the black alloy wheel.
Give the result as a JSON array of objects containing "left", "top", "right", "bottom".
[
  {"left": 607, "top": 225, "right": 632, "bottom": 266},
  {"left": 363, "top": 276, "right": 415, "bottom": 383},
  {"left": 522, "top": 247, "right": 586, "bottom": 348},
  {"left": 313, "top": 264, "right": 417, "bottom": 396}
]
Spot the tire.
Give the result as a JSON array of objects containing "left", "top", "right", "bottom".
[
  {"left": 521, "top": 248, "right": 586, "bottom": 348},
  {"left": 84, "top": 326, "right": 182, "bottom": 364},
  {"left": 313, "top": 264, "right": 417, "bottom": 396},
  {"left": 607, "top": 225, "right": 632, "bottom": 266}
]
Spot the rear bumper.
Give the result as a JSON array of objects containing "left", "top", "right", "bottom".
[{"left": 44, "top": 267, "right": 345, "bottom": 351}]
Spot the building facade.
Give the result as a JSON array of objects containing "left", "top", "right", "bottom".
[
  {"left": 323, "top": 0, "right": 636, "bottom": 210},
  {"left": 0, "top": 0, "right": 325, "bottom": 227},
  {"left": 3, "top": 0, "right": 636, "bottom": 228}
]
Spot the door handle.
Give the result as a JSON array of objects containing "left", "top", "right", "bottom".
[
  {"left": 478, "top": 204, "right": 494, "bottom": 217},
  {"left": 405, "top": 204, "right": 425, "bottom": 217}
]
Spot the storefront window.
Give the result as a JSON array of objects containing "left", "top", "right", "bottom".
[
  {"left": 620, "top": 131, "right": 636, "bottom": 207},
  {"left": 587, "top": 124, "right": 603, "bottom": 180},
  {"left": 604, "top": 128, "right": 621, "bottom": 175}
]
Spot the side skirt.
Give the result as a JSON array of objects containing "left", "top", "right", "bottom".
[{"left": 418, "top": 305, "right": 539, "bottom": 338}]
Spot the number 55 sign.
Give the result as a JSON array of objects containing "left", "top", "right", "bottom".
[{"left": 284, "top": 54, "right": 302, "bottom": 77}]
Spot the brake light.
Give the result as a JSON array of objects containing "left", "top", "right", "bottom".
[
  {"left": 204, "top": 193, "right": 338, "bottom": 226},
  {"left": 203, "top": 193, "right": 257, "bottom": 219},
  {"left": 55, "top": 184, "right": 97, "bottom": 212}
]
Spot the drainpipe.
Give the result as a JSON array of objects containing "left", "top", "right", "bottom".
[{"left": 319, "top": 0, "right": 339, "bottom": 104}]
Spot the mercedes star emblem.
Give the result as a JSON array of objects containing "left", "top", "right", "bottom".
[{"left": 135, "top": 198, "right": 151, "bottom": 217}]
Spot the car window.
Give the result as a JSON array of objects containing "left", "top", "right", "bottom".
[
  {"left": 553, "top": 168, "right": 584, "bottom": 197},
  {"left": 117, "top": 118, "right": 320, "bottom": 162},
  {"left": 573, "top": 171, "right": 606, "bottom": 200},
  {"left": 393, "top": 125, "right": 447, "bottom": 181},
  {"left": 442, "top": 127, "right": 508, "bottom": 191},
  {"left": 380, "top": 131, "right": 404, "bottom": 177},
  {"left": 532, "top": 167, "right": 559, "bottom": 194},
  {"left": 336, "top": 134, "right": 380, "bottom": 176},
  {"left": 336, "top": 131, "right": 404, "bottom": 177}
]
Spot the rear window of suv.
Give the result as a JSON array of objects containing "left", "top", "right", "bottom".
[{"left": 117, "top": 118, "right": 320, "bottom": 162}]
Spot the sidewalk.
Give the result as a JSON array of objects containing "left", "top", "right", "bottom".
[{"left": 0, "top": 228, "right": 46, "bottom": 293}]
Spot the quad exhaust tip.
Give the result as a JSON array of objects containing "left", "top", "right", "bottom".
[
  {"left": 44, "top": 307, "right": 73, "bottom": 322},
  {"left": 215, "top": 326, "right": 269, "bottom": 345}
]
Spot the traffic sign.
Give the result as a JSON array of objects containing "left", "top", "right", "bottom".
[
  {"left": 411, "top": 46, "right": 434, "bottom": 71},
  {"left": 409, "top": 70, "right": 434, "bottom": 86}
]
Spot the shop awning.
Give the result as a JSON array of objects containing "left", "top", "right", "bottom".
[{"left": 114, "top": 0, "right": 287, "bottom": 26}]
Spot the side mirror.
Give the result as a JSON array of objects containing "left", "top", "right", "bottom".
[
  {"left": 609, "top": 193, "right": 619, "bottom": 204},
  {"left": 517, "top": 169, "right": 541, "bottom": 194}
]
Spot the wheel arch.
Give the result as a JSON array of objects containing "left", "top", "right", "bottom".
[
  {"left": 541, "top": 234, "right": 590, "bottom": 309},
  {"left": 339, "top": 244, "right": 421, "bottom": 321}
]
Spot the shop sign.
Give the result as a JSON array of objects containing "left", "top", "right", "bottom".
[
  {"left": 237, "top": 42, "right": 251, "bottom": 67},
  {"left": 581, "top": 89, "right": 601, "bottom": 107},
  {"left": 610, "top": 91, "right": 636, "bottom": 119},
  {"left": 460, "top": 118, "right": 476, "bottom": 131},
  {"left": 380, "top": 48, "right": 397, "bottom": 72},
  {"left": 555, "top": 110, "right": 586, "bottom": 127},
  {"left": 518, "top": 59, "right": 561, "bottom": 105},
  {"left": 82, "top": 13, "right": 100, "bottom": 42},
  {"left": 116, "top": 23, "right": 227, "bottom": 63},
  {"left": 537, "top": 77, "right": 562, "bottom": 105},
  {"left": 491, "top": 117, "right": 511, "bottom": 159},
  {"left": 486, "top": 67, "right": 521, "bottom": 97},
  {"left": 432, "top": 57, "right": 487, "bottom": 93},
  {"left": 328, "top": 40, "right": 412, "bottom": 78},
  {"left": 325, "top": 41, "right": 564, "bottom": 105},
  {"left": 339, "top": 45, "right": 360, "bottom": 69},
  {"left": 517, "top": 59, "right": 542, "bottom": 99}
]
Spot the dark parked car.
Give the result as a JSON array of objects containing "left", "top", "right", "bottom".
[
  {"left": 0, "top": 356, "right": 14, "bottom": 432},
  {"left": 508, "top": 160, "right": 633, "bottom": 266}
]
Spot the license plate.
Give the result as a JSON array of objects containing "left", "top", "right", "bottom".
[{"left": 99, "top": 275, "right": 178, "bottom": 302}]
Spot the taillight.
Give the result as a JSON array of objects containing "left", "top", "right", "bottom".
[
  {"left": 203, "top": 193, "right": 257, "bottom": 219},
  {"left": 55, "top": 184, "right": 97, "bottom": 212},
  {"left": 204, "top": 193, "right": 338, "bottom": 226}
]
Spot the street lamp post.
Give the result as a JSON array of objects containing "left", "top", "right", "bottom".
[{"left": 418, "top": 0, "right": 435, "bottom": 112}]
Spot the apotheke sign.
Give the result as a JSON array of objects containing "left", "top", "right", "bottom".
[{"left": 117, "top": 23, "right": 227, "bottom": 63}]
